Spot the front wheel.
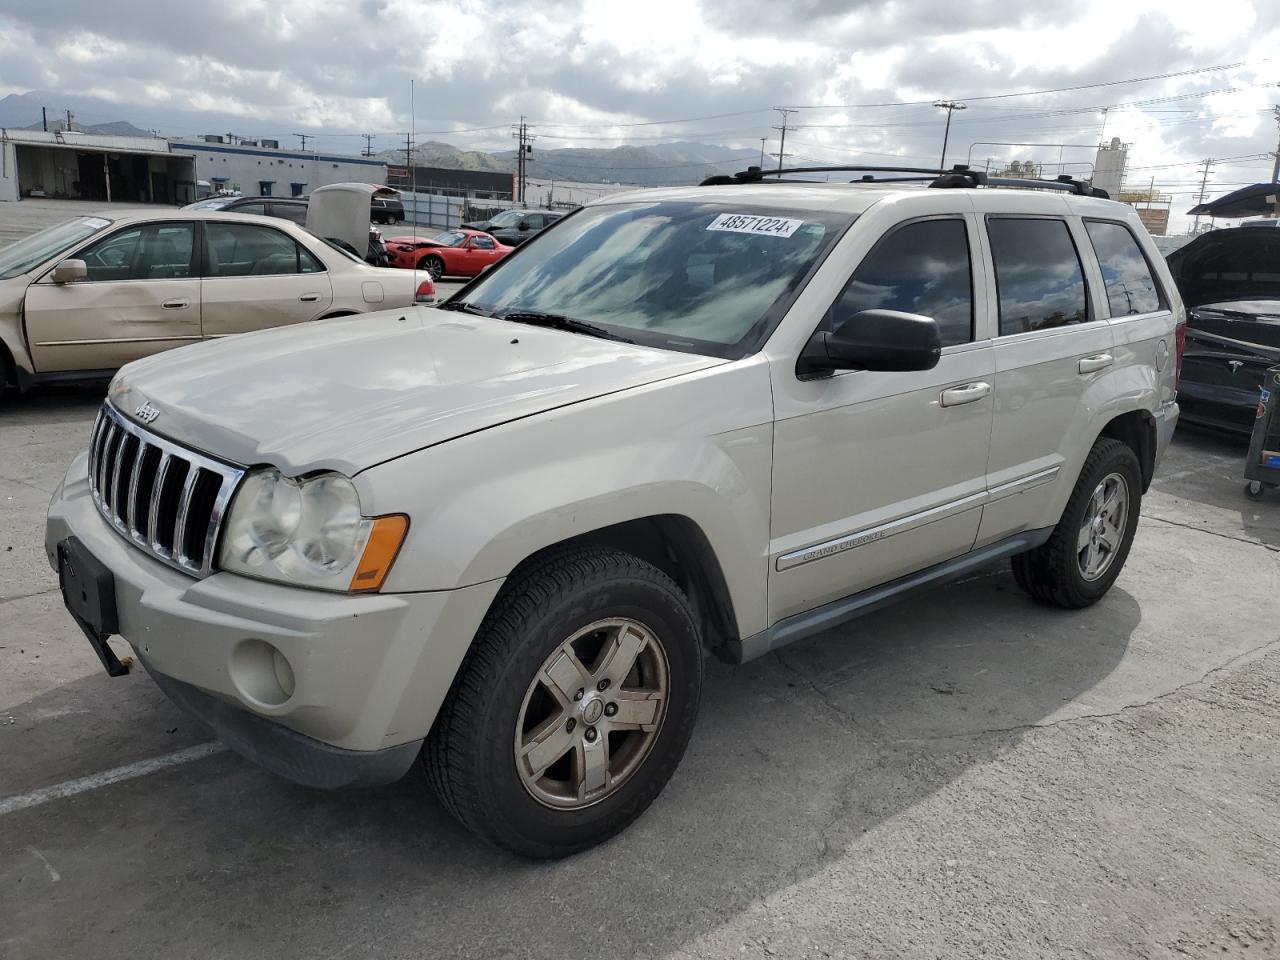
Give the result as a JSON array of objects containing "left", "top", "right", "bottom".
[
  {"left": 1011, "top": 438, "right": 1142, "bottom": 608},
  {"left": 424, "top": 547, "right": 703, "bottom": 858},
  {"left": 419, "top": 255, "right": 444, "bottom": 280}
]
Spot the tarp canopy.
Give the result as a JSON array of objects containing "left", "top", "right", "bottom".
[{"left": 1186, "top": 182, "right": 1280, "bottom": 218}]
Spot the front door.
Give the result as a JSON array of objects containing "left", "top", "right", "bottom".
[
  {"left": 464, "top": 234, "right": 501, "bottom": 274},
  {"left": 199, "top": 221, "right": 333, "bottom": 338},
  {"left": 25, "top": 220, "right": 201, "bottom": 373},
  {"left": 768, "top": 211, "right": 995, "bottom": 623}
]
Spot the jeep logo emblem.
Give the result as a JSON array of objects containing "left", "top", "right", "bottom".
[{"left": 134, "top": 401, "right": 160, "bottom": 424}]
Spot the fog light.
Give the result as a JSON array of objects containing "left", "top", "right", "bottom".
[
  {"left": 272, "top": 648, "right": 296, "bottom": 699},
  {"left": 230, "top": 638, "right": 295, "bottom": 707}
]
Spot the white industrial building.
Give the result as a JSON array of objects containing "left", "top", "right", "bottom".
[
  {"left": 169, "top": 137, "right": 386, "bottom": 199},
  {"left": 0, "top": 128, "right": 196, "bottom": 203}
]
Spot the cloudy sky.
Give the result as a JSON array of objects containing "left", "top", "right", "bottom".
[{"left": 1, "top": 0, "right": 1278, "bottom": 220}]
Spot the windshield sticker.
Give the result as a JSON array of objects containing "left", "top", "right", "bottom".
[
  {"left": 706, "top": 213, "right": 805, "bottom": 238},
  {"left": 83, "top": 218, "right": 111, "bottom": 229}
]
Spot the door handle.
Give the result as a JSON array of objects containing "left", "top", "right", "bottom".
[
  {"left": 161, "top": 298, "right": 189, "bottom": 309},
  {"left": 299, "top": 293, "right": 321, "bottom": 302},
  {"left": 1078, "top": 353, "right": 1114, "bottom": 374},
  {"left": 940, "top": 381, "right": 991, "bottom": 407}
]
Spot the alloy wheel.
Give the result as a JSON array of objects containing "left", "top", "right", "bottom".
[
  {"left": 514, "top": 618, "right": 669, "bottom": 810},
  {"left": 1077, "top": 471, "right": 1129, "bottom": 581}
]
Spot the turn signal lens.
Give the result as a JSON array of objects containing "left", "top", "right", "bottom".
[{"left": 349, "top": 515, "right": 409, "bottom": 592}]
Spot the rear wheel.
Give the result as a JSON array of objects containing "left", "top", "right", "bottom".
[
  {"left": 1011, "top": 438, "right": 1142, "bottom": 608},
  {"left": 419, "top": 255, "right": 444, "bottom": 280},
  {"left": 424, "top": 547, "right": 703, "bottom": 858}
]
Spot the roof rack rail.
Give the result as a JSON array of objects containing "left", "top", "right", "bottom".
[{"left": 699, "top": 164, "right": 1109, "bottom": 199}]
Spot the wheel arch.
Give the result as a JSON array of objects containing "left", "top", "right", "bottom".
[
  {"left": 1097, "top": 408, "right": 1157, "bottom": 492},
  {"left": 499, "top": 514, "right": 741, "bottom": 661}
]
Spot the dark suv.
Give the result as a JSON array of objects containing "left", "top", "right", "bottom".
[{"left": 461, "top": 208, "right": 564, "bottom": 247}]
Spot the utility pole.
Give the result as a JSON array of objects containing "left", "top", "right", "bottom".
[
  {"left": 362, "top": 134, "right": 374, "bottom": 157},
  {"left": 1270, "top": 105, "right": 1280, "bottom": 183},
  {"left": 295, "top": 133, "right": 309, "bottom": 151},
  {"left": 759, "top": 136, "right": 767, "bottom": 168},
  {"left": 64, "top": 109, "right": 73, "bottom": 132},
  {"left": 933, "top": 101, "right": 966, "bottom": 169},
  {"left": 1191, "top": 158, "right": 1215, "bottom": 235},
  {"left": 41, "top": 107, "right": 47, "bottom": 132},
  {"left": 772, "top": 107, "right": 797, "bottom": 172},
  {"left": 512, "top": 116, "right": 534, "bottom": 204}
]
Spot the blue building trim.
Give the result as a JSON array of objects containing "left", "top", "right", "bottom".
[{"left": 171, "top": 141, "right": 385, "bottom": 167}]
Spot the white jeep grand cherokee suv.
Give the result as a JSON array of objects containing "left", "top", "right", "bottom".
[{"left": 46, "top": 167, "right": 1181, "bottom": 858}]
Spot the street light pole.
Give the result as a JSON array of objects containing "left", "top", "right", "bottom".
[{"left": 933, "top": 100, "right": 966, "bottom": 170}]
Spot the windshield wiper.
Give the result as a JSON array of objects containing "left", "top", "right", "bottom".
[
  {"left": 497, "top": 311, "right": 634, "bottom": 343},
  {"left": 438, "top": 301, "right": 492, "bottom": 316}
]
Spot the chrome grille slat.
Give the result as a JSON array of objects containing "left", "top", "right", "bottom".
[
  {"left": 149, "top": 452, "right": 171, "bottom": 550},
  {"left": 173, "top": 467, "right": 200, "bottom": 569},
  {"left": 126, "top": 444, "right": 146, "bottom": 540},
  {"left": 87, "top": 403, "right": 246, "bottom": 578}
]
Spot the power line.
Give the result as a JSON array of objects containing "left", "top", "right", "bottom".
[{"left": 782, "top": 59, "right": 1263, "bottom": 109}]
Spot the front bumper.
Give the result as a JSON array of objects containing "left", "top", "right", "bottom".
[{"left": 46, "top": 452, "right": 503, "bottom": 784}]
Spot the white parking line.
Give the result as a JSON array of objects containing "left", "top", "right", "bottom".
[{"left": 0, "top": 742, "right": 227, "bottom": 816}]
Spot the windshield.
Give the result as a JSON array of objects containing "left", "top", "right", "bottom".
[
  {"left": 0, "top": 216, "right": 113, "bottom": 280},
  {"left": 434, "top": 231, "right": 466, "bottom": 247},
  {"left": 489, "top": 210, "right": 524, "bottom": 228},
  {"left": 321, "top": 237, "right": 365, "bottom": 264},
  {"left": 459, "top": 201, "right": 852, "bottom": 357}
]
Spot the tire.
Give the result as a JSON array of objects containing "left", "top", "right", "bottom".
[
  {"left": 424, "top": 546, "right": 703, "bottom": 858},
  {"left": 0, "top": 348, "right": 10, "bottom": 405},
  {"left": 1011, "top": 438, "right": 1142, "bottom": 609},
  {"left": 419, "top": 254, "right": 444, "bottom": 280}
]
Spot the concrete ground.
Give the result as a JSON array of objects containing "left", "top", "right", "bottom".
[{"left": 2, "top": 203, "right": 1279, "bottom": 959}]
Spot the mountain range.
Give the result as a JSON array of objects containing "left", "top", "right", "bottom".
[
  {"left": 0, "top": 91, "right": 759, "bottom": 187},
  {"left": 374, "top": 140, "right": 759, "bottom": 186}
]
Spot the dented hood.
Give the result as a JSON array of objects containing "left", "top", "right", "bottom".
[{"left": 109, "top": 308, "right": 724, "bottom": 476}]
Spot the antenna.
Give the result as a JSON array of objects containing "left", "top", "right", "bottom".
[{"left": 410, "top": 79, "right": 417, "bottom": 243}]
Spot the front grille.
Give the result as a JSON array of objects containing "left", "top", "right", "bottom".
[{"left": 87, "top": 403, "right": 245, "bottom": 577}]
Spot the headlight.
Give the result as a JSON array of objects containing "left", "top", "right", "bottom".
[{"left": 218, "top": 467, "right": 407, "bottom": 592}]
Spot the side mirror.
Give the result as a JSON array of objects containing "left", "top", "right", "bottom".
[
  {"left": 517, "top": 220, "right": 531, "bottom": 231},
  {"left": 797, "top": 309, "right": 941, "bottom": 377},
  {"left": 51, "top": 259, "right": 88, "bottom": 284}
]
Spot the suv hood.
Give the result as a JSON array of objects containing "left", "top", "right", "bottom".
[
  {"left": 109, "top": 309, "right": 725, "bottom": 475},
  {"left": 1166, "top": 227, "right": 1280, "bottom": 308}
]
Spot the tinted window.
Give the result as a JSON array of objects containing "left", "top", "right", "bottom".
[
  {"left": 464, "top": 201, "right": 851, "bottom": 357},
  {"left": 232, "top": 202, "right": 269, "bottom": 216},
  {"left": 988, "top": 218, "right": 1089, "bottom": 335},
  {"left": 827, "top": 218, "right": 972, "bottom": 347},
  {"left": 269, "top": 202, "right": 309, "bottom": 226},
  {"left": 523, "top": 215, "right": 544, "bottom": 228},
  {"left": 1085, "top": 220, "right": 1161, "bottom": 316},
  {"left": 206, "top": 223, "right": 306, "bottom": 276},
  {"left": 81, "top": 223, "right": 194, "bottom": 281},
  {"left": 472, "top": 235, "right": 496, "bottom": 249}
]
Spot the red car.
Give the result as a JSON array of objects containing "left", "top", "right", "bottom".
[{"left": 384, "top": 228, "right": 513, "bottom": 279}]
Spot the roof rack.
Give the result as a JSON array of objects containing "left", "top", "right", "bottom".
[{"left": 699, "top": 164, "right": 1110, "bottom": 199}]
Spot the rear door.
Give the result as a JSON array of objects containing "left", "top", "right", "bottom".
[
  {"left": 973, "top": 198, "right": 1115, "bottom": 545},
  {"left": 199, "top": 221, "right": 333, "bottom": 338},
  {"left": 24, "top": 220, "right": 201, "bottom": 372}
]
